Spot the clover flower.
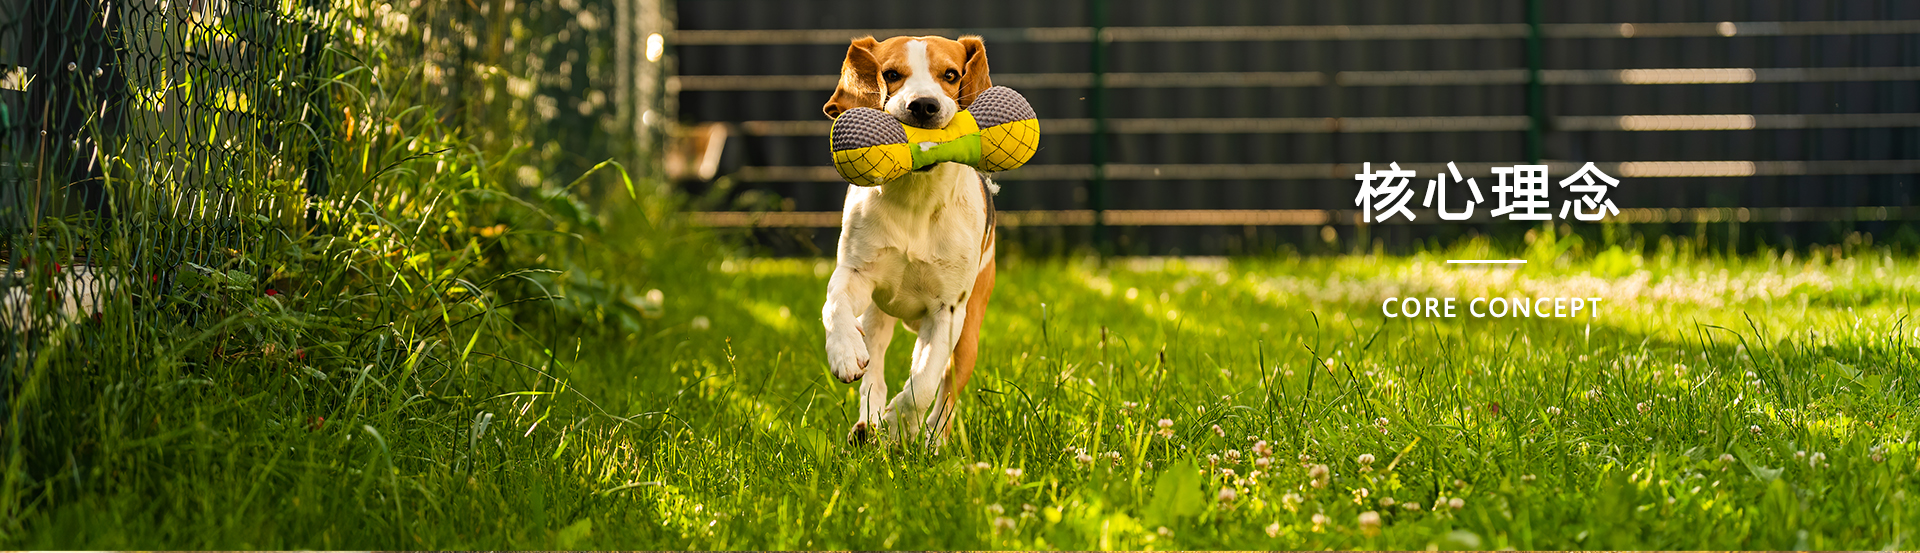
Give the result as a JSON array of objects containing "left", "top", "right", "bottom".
[
  {"left": 992, "top": 516, "right": 1016, "bottom": 532},
  {"left": 1308, "top": 464, "right": 1331, "bottom": 488},
  {"left": 1357, "top": 511, "right": 1382, "bottom": 535}
]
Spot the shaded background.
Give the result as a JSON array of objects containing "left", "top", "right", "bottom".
[{"left": 666, "top": 0, "right": 1920, "bottom": 255}]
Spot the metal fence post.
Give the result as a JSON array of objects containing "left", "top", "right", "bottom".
[
  {"left": 301, "top": 0, "right": 333, "bottom": 210},
  {"left": 1088, "top": 0, "right": 1109, "bottom": 256},
  {"left": 1524, "top": 0, "right": 1544, "bottom": 165}
]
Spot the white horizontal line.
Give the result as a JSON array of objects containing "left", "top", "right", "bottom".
[
  {"left": 671, "top": 20, "right": 1920, "bottom": 45},
  {"left": 1447, "top": 260, "right": 1527, "bottom": 264}
]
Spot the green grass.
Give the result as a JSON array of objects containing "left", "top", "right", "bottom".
[
  {"left": 530, "top": 244, "right": 1920, "bottom": 550},
  {"left": 5, "top": 2, "right": 1917, "bottom": 547},
  {"left": 14, "top": 219, "right": 1918, "bottom": 548}
]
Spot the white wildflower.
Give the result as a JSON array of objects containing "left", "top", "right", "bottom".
[
  {"left": 1308, "top": 464, "right": 1331, "bottom": 488},
  {"left": 991, "top": 516, "right": 1016, "bottom": 532},
  {"left": 1357, "top": 511, "right": 1382, "bottom": 535}
]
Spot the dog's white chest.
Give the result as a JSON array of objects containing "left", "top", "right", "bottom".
[
  {"left": 836, "top": 163, "right": 987, "bottom": 322},
  {"left": 867, "top": 250, "right": 964, "bottom": 321}
]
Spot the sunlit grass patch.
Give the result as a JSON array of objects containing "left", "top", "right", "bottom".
[{"left": 493, "top": 249, "right": 1918, "bottom": 550}]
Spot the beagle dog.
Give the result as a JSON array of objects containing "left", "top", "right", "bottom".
[{"left": 820, "top": 35, "right": 997, "bottom": 447}]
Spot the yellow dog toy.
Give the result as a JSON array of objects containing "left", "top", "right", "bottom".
[{"left": 829, "top": 86, "right": 1039, "bottom": 187}]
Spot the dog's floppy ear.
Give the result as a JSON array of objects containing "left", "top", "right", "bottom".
[
  {"left": 956, "top": 35, "right": 992, "bottom": 109},
  {"left": 823, "top": 36, "right": 882, "bottom": 120}
]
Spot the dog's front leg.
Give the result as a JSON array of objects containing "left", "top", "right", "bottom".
[
  {"left": 822, "top": 266, "right": 875, "bottom": 383},
  {"left": 848, "top": 303, "right": 897, "bottom": 444},
  {"left": 884, "top": 301, "right": 964, "bottom": 446}
]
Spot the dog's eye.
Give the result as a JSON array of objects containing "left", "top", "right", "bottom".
[
  {"left": 944, "top": 69, "right": 959, "bottom": 83},
  {"left": 883, "top": 70, "right": 901, "bottom": 82}
]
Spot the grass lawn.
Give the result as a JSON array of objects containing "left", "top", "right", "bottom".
[
  {"left": 23, "top": 227, "right": 1915, "bottom": 549},
  {"left": 570, "top": 246, "right": 1917, "bottom": 550}
]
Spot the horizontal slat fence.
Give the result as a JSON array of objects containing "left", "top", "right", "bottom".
[{"left": 672, "top": 0, "right": 1919, "bottom": 255}]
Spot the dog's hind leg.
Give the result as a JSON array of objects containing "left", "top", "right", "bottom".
[
  {"left": 928, "top": 255, "right": 995, "bottom": 443},
  {"left": 885, "top": 300, "right": 963, "bottom": 445}
]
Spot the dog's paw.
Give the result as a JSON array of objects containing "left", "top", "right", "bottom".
[
  {"left": 878, "top": 403, "right": 918, "bottom": 443},
  {"left": 825, "top": 333, "right": 870, "bottom": 383},
  {"left": 847, "top": 420, "right": 873, "bottom": 446}
]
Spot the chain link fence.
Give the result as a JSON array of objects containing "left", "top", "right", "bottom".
[
  {"left": 0, "top": 0, "right": 339, "bottom": 410},
  {"left": 0, "top": 0, "right": 672, "bottom": 417}
]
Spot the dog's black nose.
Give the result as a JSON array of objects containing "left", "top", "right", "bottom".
[{"left": 907, "top": 97, "right": 941, "bottom": 119}]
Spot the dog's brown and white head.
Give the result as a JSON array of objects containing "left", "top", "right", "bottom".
[{"left": 822, "top": 35, "right": 992, "bottom": 129}]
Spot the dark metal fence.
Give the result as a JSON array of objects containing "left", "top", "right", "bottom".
[{"left": 670, "top": 0, "right": 1920, "bottom": 255}]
